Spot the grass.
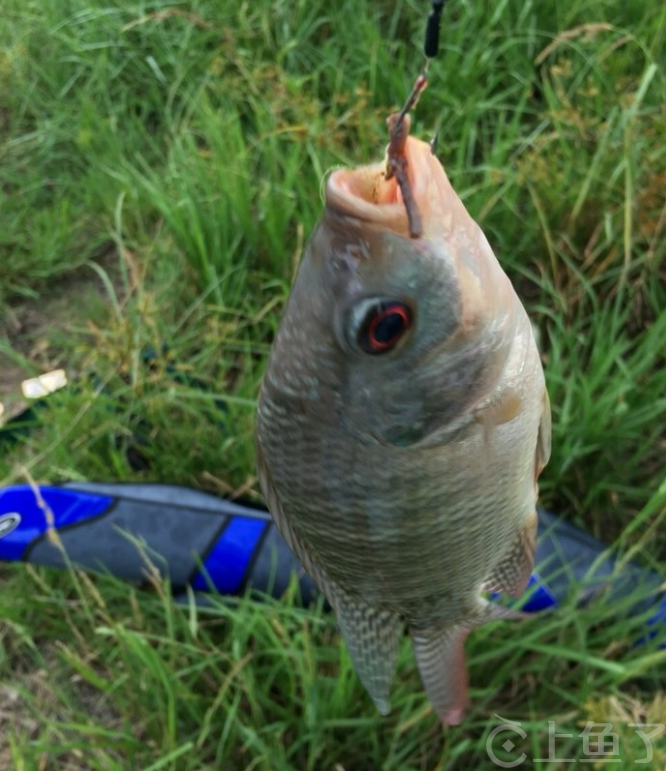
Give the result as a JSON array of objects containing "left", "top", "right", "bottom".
[{"left": 0, "top": 0, "right": 665, "bottom": 768}]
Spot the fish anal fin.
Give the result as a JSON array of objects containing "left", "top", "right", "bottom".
[
  {"left": 332, "top": 588, "right": 404, "bottom": 715},
  {"left": 411, "top": 624, "right": 469, "bottom": 726},
  {"left": 482, "top": 511, "right": 537, "bottom": 598},
  {"left": 483, "top": 599, "right": 530, "bottom": 621}
]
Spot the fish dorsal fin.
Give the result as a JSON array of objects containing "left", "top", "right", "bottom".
[
  {"left": 256, "top": 439, "right": 331, "bottom": 591},
  {"left": 329, "top": 586, "right": 404, "bottom": 715},
  {"left": 258, "top": 440, "right": 404, "bottom": 713}
]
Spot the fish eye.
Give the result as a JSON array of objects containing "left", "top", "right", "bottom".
[{"left": 355, "top": 300, "right": 413, "bottom": 355}]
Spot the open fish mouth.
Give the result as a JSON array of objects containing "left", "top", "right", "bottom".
[{"left": 325, "top": 130, "right": 436, "bottom": 239}]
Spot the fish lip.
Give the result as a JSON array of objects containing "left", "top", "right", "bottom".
[{"left": 325, "top": 137, "right": 433, "bottom": 237}]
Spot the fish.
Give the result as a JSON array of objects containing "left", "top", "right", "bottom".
[{"left": 255, "top": 110, "right": 551, "bottom": 726}]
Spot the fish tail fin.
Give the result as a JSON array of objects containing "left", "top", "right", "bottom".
[
  {"left": 411, "top": 623, "right": 470, "bottom": 726},
  {"left": 411, "top": 598, "right": 527, "bottom": 725},
  {"left": 332, "top": 589, "right": 403, "bottom": 715}
]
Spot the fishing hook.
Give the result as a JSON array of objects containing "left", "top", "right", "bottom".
[{"left": 385, "top": 1, "right": 448, "bottom": 238}]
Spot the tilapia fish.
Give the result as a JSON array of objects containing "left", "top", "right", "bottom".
[{"left": 256, "top": 117, "right": 550, "bottom": 725}]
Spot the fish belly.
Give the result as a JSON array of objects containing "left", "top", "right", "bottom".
[{"left": 265, "top": 393, "right": 537, "bottom": 627}]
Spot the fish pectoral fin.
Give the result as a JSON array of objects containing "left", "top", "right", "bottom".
[
  {"left": 475, "top": 391, "right": 522, "bottom": 429},
  {"left": 481, "top": 511, "right": 537, "bottom": 598},
  {"left": 332, "top": 588, "right": 404, "bottom": 715},
  {"left": 411, "top": 624, "right": 470, "bottom": 726}
]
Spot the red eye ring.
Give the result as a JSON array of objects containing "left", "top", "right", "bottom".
[{"left": 357, "top": 302, "right": 412, "bottom": 355}]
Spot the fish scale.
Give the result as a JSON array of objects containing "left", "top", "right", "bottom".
[
  {"left": 262, "top": 409, "right": 536, "bottom": 616},
  {"left": 256, "top": 131, "right": 550, "bottom": 724}
]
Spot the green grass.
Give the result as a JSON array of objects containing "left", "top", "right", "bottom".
[{"left": 0, "top": 0, "right": 665, "bottom": 768}]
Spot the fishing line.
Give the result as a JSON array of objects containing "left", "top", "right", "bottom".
[
  {"left": 424, "top": 0, "right": 449, "bottom": 60},
  {"left": 424, "top": 0, "right": 452, "bottom": 155},
  {"left": 383, "top": 1, "right": 452, "bottom": 236}
]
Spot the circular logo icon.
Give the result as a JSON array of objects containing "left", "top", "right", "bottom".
[
  {"left": 486, "top": 715, "right": 528, "bottom": 768},
  {"left": 0, "top": 513, "right": 21, "bottom": 539}
]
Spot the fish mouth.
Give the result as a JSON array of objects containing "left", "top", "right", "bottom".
[{"left": 326, "top": 135, "right": 436, "bottom": 239}]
